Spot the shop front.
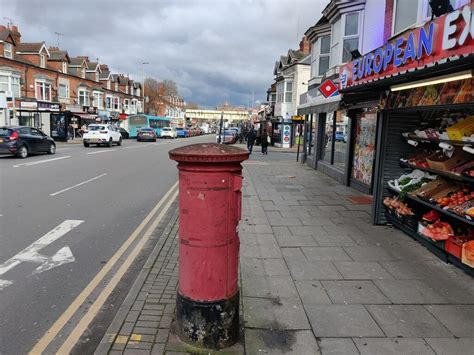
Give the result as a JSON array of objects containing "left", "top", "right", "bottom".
[
  {"left": 18, "top": 100, "right": 60, "bottom": 135},
  {"left": 339, "top": 4, "right": 474, "bottom": 275}
]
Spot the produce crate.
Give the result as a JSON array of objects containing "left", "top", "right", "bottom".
[
  {"left": 385, "top": 208, "right": 419, "bottom": 232},
  {"left": 445, "top": 236, "right": 471, "bottom": 259},
  {"left": 446, "top": 116, "right": 474, "bottom": 141},
  {"left": 426, "top": 148, "right": 472, "bottom": 171}
]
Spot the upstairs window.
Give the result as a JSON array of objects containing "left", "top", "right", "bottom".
[
  {"left": 393, "top": 0, "right": 418, "bottom": 35},
  {"left": 58, "top": 83, "right": 69, "bottom": 98},
  {"left": 107, "top": 80, "right": 111, "bottom": 90},
  {"left": 4, "top": 43, "right": 13, "bottom": 59},
  {"left": 35, "top": 80, "right": 51, "bottom": 101},
  {"left": 319, "top": 35, "right": 331, "bottom": 75},
  {"left": 342, "top": 13, "right": 359, "bottom": 63},
  {"left": 93, "top": 92, "right": 103, "bottom": 109},
  {"left": 62, "top": 61, "right": 67, "bottom": 73},
  {"left": 276, "top": 82, "right": 284, "bottom": 103},
  {"left": 285, "top": 81, "right": 293, "bottom": 103},
  {"left": 115, "top": 82, "right": 118, "bottom": 91},
  {"left": 106, "top": 96, "right": 112, "bottom": 109},
  {"left": 81, "top": 67, "right": 86, "bottom": 78},
  {"left": 40, "top": 54, "right": 46, "bottom": 68},
  {"left": 78, "top": 89, "right": 89, "bottom": 106}
]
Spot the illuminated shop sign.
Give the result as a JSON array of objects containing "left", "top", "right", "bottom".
[{"left": 339, "top": 4, "right": 474, "bottom": 89}]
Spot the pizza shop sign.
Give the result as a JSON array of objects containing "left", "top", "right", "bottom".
[{"left": 339, "top": 4, "right": 473, "bottom": 89}]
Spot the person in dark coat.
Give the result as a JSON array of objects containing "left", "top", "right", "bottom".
[
  {"left": 261, "top": 129, "right": 269, "bottom": 155},
  {"left": 246, "top": 127, "right": 256, "bottom": 154}
]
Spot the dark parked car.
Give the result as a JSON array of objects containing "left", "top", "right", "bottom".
[
  {"left": 117, "top": 127, "right": 129, "bottom": 139},
  {"left": 0, "top": 126, "right": 56, "bottom": 158},
  {"left": 137, "top": 128, "right": 157, "bottom": 142}
]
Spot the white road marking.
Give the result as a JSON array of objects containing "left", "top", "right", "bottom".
[
  {"left": 0, "top": 220, "right": 83, "bottom": 291},
  {"left": 13, "top": 156, "right": 71, "bottom": 168},
  {"left": 86, "top": 149, "right": 116, "bottom": 155},
  {"left": 50, "top": 173, "right": 107, "bottom": 196},
  {"left": 31, "top": 182, "right": 179, "bottom": 354}
]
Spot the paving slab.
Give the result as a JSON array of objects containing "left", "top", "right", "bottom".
[
  {"left": 374, "top": 279, "right": 450, "bottom": 304},
  {"left": 334, "top": 261, "right": 394, "bottom": 280},
  {"left": 245, "top": 329, "right": 320, "bottom": 355},
  {"left": 243, "top": 296, "right": 310, "bottom": 330},
  {"left": 294, "top": 281, "right": 332, "bottom": 304},
  {"left": 322, "top": 280, "right": 391, "bottom": 304},
  {"left": 425, "top": 338, "right": 474, "bottom": 355},
  {"left": 301, "top": 246, "right": 352, "bottom": 261},
  {"left": 424, "top": 305, "right": 474, "bottom": 337},
  {"left": 242, "top": 275, "right": 299, "bottom": 299},
  {"left": 319, "top": 338, "right": 358, "bottom": 355},
  {"left": 367, "top": 305, "right": 453, "bottom": 337},
  {"left": 353, "top": 338, "right": 434, "bottom": 355},
  {"left": 305, "top": 304, "right": 384, "bottom": 337}
]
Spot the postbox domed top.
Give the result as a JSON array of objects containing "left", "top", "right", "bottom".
[{"left": 169, "top": 143, "right": 249, "bottom": 163}]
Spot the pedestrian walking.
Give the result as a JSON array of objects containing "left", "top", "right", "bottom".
[
  {"left": 261, "top": 129, "right": 269, "bottom": 155},
  {"left": 246, "top": 127, "right": 256, "bottom": 154}
]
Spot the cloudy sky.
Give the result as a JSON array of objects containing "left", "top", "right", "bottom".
[{"left": 1, "top": 0, "right": 326, "bottom": 108}]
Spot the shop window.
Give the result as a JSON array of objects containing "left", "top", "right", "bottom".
[
  {"left": 322, "top": 113, "right": 334, "bottom": 164},
  {"left": 334, "top": 111, "right": 349, "bottom": 169},
  {"left": 352, "top": 109, "right": 377, "bottom": 186},
  {"left": 35, "top": 80, "right": 52, "bottom": 101},
  {"left": 58, "top": 83, "right": 69, "bottom": 98},
  {"left": 319, "top": 35, "right": 331, "bottom": 76},
  {"left": 78, "top": 89, "right": 89, "bottom": 106},
  {"left": 306, "top": 114, "right": 316, "bottom": 157},
  {"left": 4, "top": 42, "right": 13, "bottom": 59},
  {"left": 285, "top": 81, "right": 293, "bottom": 103}
]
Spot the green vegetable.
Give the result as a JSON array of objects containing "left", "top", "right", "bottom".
[
  {"left": 398, "top": 178, "right": 430, "bottom": 201},
  {"left": 399, "top": 177, "right": 412, "bottom": 186}
]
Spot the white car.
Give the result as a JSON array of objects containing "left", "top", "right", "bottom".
[
  {"left": 83, "top": 124, "right": 122, "bottom": 147},
  {"left": 160, "top": 127, "right": 177, "bottom": 139}
]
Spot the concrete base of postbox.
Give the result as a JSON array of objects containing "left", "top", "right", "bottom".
[{"left": 176, "top": 291, "right": 239, "bottom": 350}]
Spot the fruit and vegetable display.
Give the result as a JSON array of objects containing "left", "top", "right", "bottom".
[
  {"left": 388, "top": 170, "right": 436, "bottom": 193},
  {"left": 419, "top": 220, "right": 454, "bottom": 241},
  {"left": 383, "top": 197, "right": 414, "bottom": 216},
  {"left": 435, "top": 188, "right": 474, "bottom": 208}
]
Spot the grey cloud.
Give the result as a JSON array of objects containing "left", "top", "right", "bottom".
[{"left": 1, "top": 0, "right": 326, "bottom": 107}]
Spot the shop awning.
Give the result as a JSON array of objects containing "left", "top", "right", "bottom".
[
  {"left": 297, "top": 96, "right": 341, "bottom": 115},
  {"left": 118, "top": 113, "right": 128, "bottom": 120},
  {"left": 72, "top": 113, "right": 98, "bottom": 120}
]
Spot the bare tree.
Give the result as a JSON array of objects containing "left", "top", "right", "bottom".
[{"left": 160, "top": 79, "right": 178, "bottom": 97}]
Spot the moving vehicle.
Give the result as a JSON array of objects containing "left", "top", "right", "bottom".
[
  {"left": 0, "top": 126, "right": 56, "bottom": 158},
  {"left": 117, "top": 127, "right": 130, "bottom": 139},
  {"left": 83, "top": 124, "right": 122, "bottom": 147},
  {"left": 127, "top": 114, "right": 171, "bottom": 137},
  {"left": 137, "top": 128, "right": 157, "bottom": 142},
  {"left": 176, "top": 128, "right": 189, "bottom": 138},
  {"left": 216, "top": 130, "right": 238, "bottom": 144},
  {"left": 160, "top": 127, "right": 177, "bottom": 139}
]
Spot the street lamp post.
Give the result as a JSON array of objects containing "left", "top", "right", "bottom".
[
  {"left": 142, "top": 62, "right": 149, "bottom": 113},
  {"left": 218, "top": 112, "right": 224, "bottom": 144}
]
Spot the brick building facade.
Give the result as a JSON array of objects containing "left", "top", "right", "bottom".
[{"left": 0, "top": 24, "right": 143, "bottom": 139}]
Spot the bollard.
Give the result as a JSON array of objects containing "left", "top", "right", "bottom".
[{"left": 169, "top": 143, "right": 249, "bottom": 350}]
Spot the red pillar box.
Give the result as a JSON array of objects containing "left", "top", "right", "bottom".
[{"left": 169, "top": 143, "right": 249, "bottom": 349}]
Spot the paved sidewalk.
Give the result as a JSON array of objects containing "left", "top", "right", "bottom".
[{"left": 98, "top": 154, "right": 474, "bottom": 355}]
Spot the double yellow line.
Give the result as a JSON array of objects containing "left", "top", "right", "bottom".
[{"left": 30, "top": 182, "right": 179, "bottom": 355}]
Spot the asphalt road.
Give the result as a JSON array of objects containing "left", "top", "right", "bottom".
[{"left": 0, "top": 135, "right": 212, "bottom": 354}]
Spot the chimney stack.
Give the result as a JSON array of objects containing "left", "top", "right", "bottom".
[{"left": 299, "top": 36, "right": 311, "bottom": 54}]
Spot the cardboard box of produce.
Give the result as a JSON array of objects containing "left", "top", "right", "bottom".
[
  {"left": 426, "top": 148, "right": 471, "bottom": 171},
  {"left": 446, "top": 116, "right": 474, "bottom": 141},
  {"left": 415, "top": 178, "right": 451, "bottom": 199},
  {"left": 462, "top": 240, "right": 474, "bottom": 268}
]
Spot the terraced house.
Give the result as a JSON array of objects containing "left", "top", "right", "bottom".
[{"left": 0, "top": 24, "right": 143, "bottom": 140}]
